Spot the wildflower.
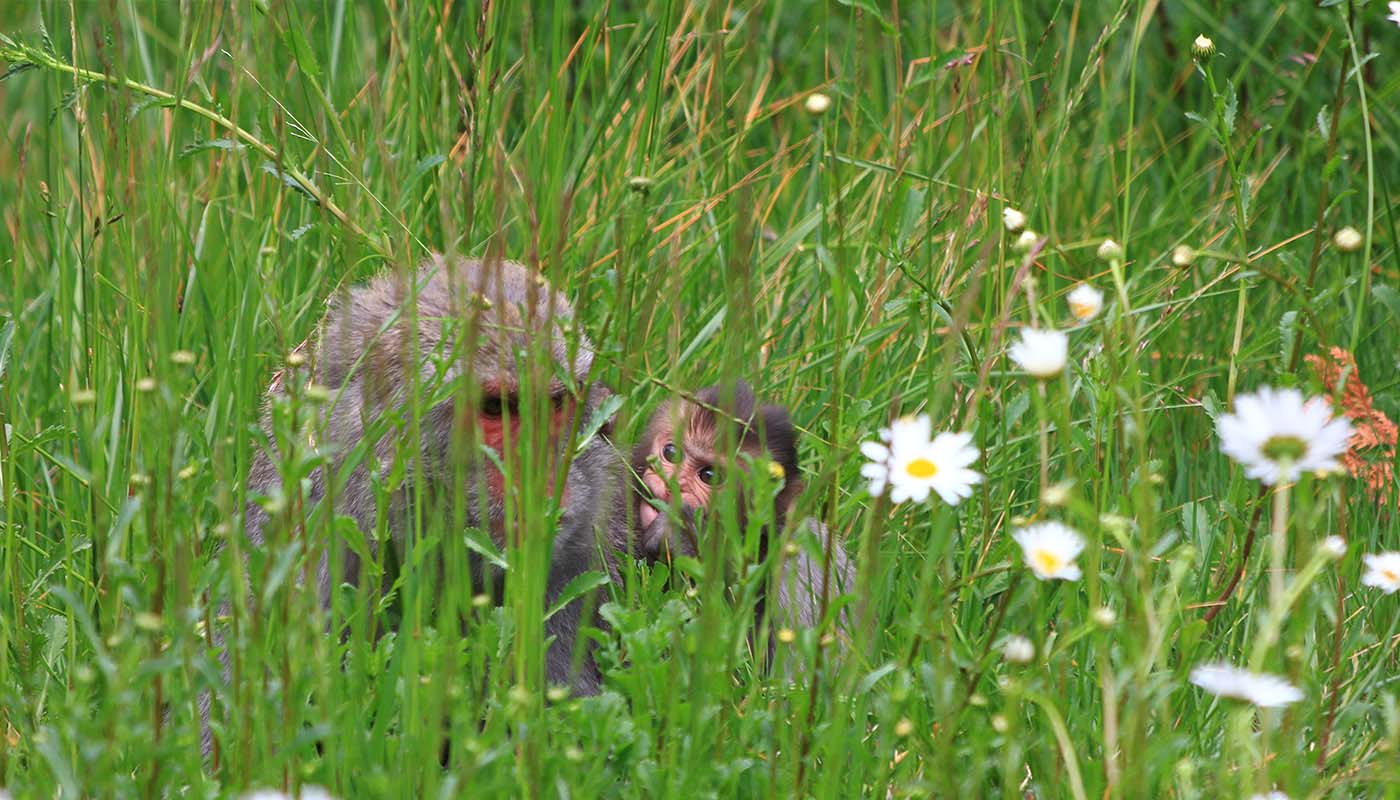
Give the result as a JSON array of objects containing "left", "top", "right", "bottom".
[
  {"left": 1067, "top": 283, "right": 1104, "bottom": 322},
  {"left": 1361, "top": 552, "right": 1400, "bottom": 594},
  {"left": 1217, "top": 387, "right": 1354, "bottom": 485},
  {"left": 1171, "top": 244, "right": 1196, "bottom": 267},
  {"left": 860, "top": 415, "right": 982, "bottom": 506},
  {"left": 1096, "top": 238, "right": 1124, "bottom": 262},
  {"left": 1013, "top": 229, "right": 1041, "bottom": 254},
  {"left": 1008, "top": 328, "right": 1069, "bottom": 379},
  {"left": 1189, "top": 663, "right": 1302, "bottom": 708},
  {"left": 1191, "top": 35, "right": 1216, "bottom": 61},
  {"left": 894, "top": 718, "right": 914, "bottom": 737},
  {"left": 1333, "top": 226, "right": 1363, "bottom": 253},
  {"left": 1390, "top": 2, "right": 1400, "bottom": 27},
  {"left": 1320, "top": 536, "right": 1346, "bottom": 560},
  {"left": 1013, "top": 522, "right": 1085, "bottom": 581},
  {"left": 804, "top": 92, "right": 832, "bottom": 115},
  {"left": 1002, "top": 635, "right": 1035, "bottom": 663},
  {"left": 1003, "top": 207, "right": 1027, "bottom": 233}
]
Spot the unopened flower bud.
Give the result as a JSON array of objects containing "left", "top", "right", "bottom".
[
  {"left": 1191, "top": 35, "right": 1215, "bottom": 62},
  {"left": 1014, "top": 230, "right": 1041, "bottom": 254},
  {"left": 1096, "top": 238, "right": 1124, "bottom": 263},
  {"left": 1002, "top": 635, "right": 1035, "bottom": 664},
  {"left": 1171, "top": 244, "right": 1196, "bottom": 267},
  {"left": 1003, "top": 207, "right": 1027, "bottom": 233},
  {"left": 1320, "top": 535, "right": 1346, "bottom": 560},
  {"left": 804, "top": 92, "right": 832, "bottom": 115},
  {"left": 1333, "top": 226, "right": 1363, "bottom": 253}
]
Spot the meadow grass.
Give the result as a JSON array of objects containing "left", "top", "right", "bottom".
[{"left": 2, "top": 1, "right": 1399, "bottom": 797}]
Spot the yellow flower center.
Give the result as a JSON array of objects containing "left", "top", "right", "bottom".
[
  {"left": 1070, "top": 301, "right": 1095, "bottom": 320},
  {"left": 905, "top": 458, "right": 938, "bottom": 479},
  {"left": 1383, "top": 568, "right": 1399, "bottom": 584},
  {"left": 1261, "top": 435, "right": 1307, "bottom": 463},
  {"left": 766, "top": 461, "right": 786, "bottom": 480},
  {"left": 1033, "top": 550, "right": 1063, "bottom": 575}
]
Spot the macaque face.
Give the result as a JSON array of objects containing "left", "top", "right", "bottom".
[
  {"left": 632, "top": 386, "right": 797, "bottom": 560},
  {"left": 470, "top": 376, "right": 583, "bottom": 511},
  {"left": 636, "top": 425, "right": 740, "bottom": 532}
]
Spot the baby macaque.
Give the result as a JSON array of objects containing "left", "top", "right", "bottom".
[
  {"left": 244, "top": 255, "right": 629, "bottom": 693},
  {"left": 630, "top": 382, "right": 854, "bottom": 658}
]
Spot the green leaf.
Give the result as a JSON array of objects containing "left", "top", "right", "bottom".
[{"left": 545, "top": 570, "right": 611, "bottom": 621}]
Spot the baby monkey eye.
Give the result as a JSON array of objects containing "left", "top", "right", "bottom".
[
  {"left": 661, "top": 442, "right": 682, "bottom": 464},
  {"left": 696, "top": 465, "right": 721, "bottom": 486}
]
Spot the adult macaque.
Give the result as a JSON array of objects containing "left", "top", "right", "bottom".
[
  {"left": 243, "top": 255, "right": 628, "bottom": 694},
  {"left": 630, "top": 382, "right": 854, "bottom": 655}
]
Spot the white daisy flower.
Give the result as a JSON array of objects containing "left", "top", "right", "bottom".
[
  {"left": 1333, "top": 226, "right": 1363, "bottom": 253},
  {"left": 1361, "top": 552, "right": 1400, "bottom": 594},
  {"left": 1066, "top": 283, "right": 1104, "bottom": 322},
  {"left": 1189, "top": 663, "right": 1302, "bottom": 708},
  {"left": 1013, "top": 229, "right": 1041, "bottom": 254},
  {"left": 1013, "top": 522, "right": 1084, "bottom": 581},
  {"left": 860, "top": 416, "right": 981, "bottom": 506},
  {"left": 1003, "top": 207, "right": 1027, "bottom": 233},
  {"left": 1216, "top": 387, "right": 1354, "bottom": 485},
  {"left": 1389, "top": 2, "right": 1400, "bottom": 27},
  {"left": 1008, "top": 328, "right": 1069, "bottom": 379}
]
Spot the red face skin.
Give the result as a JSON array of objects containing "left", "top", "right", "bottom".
[
  {"left": 637, "top": 430, "right": 727, "bottom": 531},
  {"left": 473, "top": 380, "right": 578, "bottom": 514}
]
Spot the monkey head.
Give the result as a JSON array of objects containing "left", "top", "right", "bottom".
[
  {"left": 314, "top": 255, "right": 620, "bottom": 550},
  {"left": 630, "top": 381, "right": 799, "bottom": 560}
]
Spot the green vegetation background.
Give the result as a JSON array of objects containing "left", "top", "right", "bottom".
[{"left": 1, "top": 0, "right": 1398, "bottom": 797}]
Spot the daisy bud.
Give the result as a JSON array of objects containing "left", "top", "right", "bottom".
[
  {"left": 804, "top": 92, "right": 832, "bottom": 115},
  {"left": 136, "top": 377, "right": 157, "bottom": 393},
  {"left": 286, "top": 351, "right": 308, "bottom": 368},
  {"left": 1333, "top": 226, "right": 1363, "bottom": 253},
  {"left": 170, "top": 349, "right": 196, "bottom": 366},
  {"left": 1092, "top": 606, "right": 1117, "bottom": 627},
  {"left": 1170, "top": 244, "right": 1196, "bottom": 267},
  {"left": 627, "top": 175, "right": 655, "bottom": 195},
  {"left": 1320, "top": 536, "right": 1346, "bottom": 560},
  {"left": 305, "top": 384, "right": 331, "bottom": 405},
  {"left": 1002, "top": 635, "right": 1035, "bottom": 664},
  {"left": 1191, "top": 35, "right": 1216, "bottom": 62},
  {"left": 777, "top": 627, "right": 797, "bottom": 643},
  {"left": 1096, "top": 237, "right": 1124, "bottom": 263},
  {"left": 1002, "top": 207, "right": 1027, "bottom": 233},
  {"left": 990, "top": 714, "right": 1009, "bottom": 733},
  {"left": 1041, "top": 481, "right": 1073, "bottom": 507},
  {"left": 893, "top": 718, "right": 914, "bottom": 737},
  {"left": 1066, "top": 283, "right": 1104, "bottom": 322},
  {"left": 1008, "top": 328, "right": 1069, "bottom": 380},
  {"left": 546, "top": 686, "right": 570, "bottom": 703},
  {"left": 1013, "top": 229, "right": 1041, "bottom": 254}
]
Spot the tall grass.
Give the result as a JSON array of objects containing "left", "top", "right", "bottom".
[{"left": 1, "top": 1, "right": 1398, "bottom": 796}]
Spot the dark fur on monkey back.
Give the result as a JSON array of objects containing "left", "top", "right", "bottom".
[{"left": 243, "top": 255, "right": 630, "bottom": 695}]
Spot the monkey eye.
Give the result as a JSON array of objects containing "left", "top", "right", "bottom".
[
  {"left": 696, "top": 464, "right": 721, "bottom": 486},
  {"left": 661, "top": 442, "right": 681, "bottom": 464},
  {"left": 481, "top": 394, "right": 505, "bottom": 418}
]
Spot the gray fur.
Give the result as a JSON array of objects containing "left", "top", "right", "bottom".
[{"left": 240, "top": 256, "right": 628, "bottom": 695}]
